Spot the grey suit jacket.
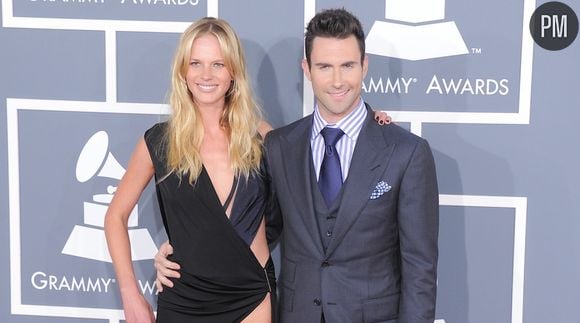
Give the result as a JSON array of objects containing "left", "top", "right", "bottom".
[{"left": 265, "top": 104, "right": 439, "bottom": 323}]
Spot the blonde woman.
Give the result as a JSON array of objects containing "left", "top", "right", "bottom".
[{"left": 104, "top": 17, "right": 276, "bottom": 322}]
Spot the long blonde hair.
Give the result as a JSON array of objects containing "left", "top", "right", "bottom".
[{"left": 165, "top": 17, "right": 263, "bottom": 183}]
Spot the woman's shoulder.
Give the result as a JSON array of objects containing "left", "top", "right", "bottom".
[
  {"left": 144, "top": 121, "right": 168, "bottom": 140},
  {"left": 144, "top": 122, "right": 169, "bottom": 160}
]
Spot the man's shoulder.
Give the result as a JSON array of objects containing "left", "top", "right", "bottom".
[
  {"left": 361, "top": 102, "right": 425, "bottom": 147},
  {"left": 376, "top": 121, "right": 426, "bottom": 147},
  {"left": 267, "top": 114, "right": 312, "bottom": 140}
]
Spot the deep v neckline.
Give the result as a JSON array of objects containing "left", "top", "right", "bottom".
[
  {"left": 196, "top": 166, "right": 265, "bottom": 268},
  {"left": 201, "top": 165, "right": 238, "bottom": 219}
]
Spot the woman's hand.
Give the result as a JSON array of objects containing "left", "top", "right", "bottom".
[
  {"left": 373, "top": 110, "right": 392, "bottom": 125},
  {"left": 121, "top": 292, "right": 155, "bottom": 323},
  {"left": 154, "top": 241, "right": 181, "bottom": 292}
]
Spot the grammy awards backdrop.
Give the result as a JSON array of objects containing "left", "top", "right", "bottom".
[{"left": 1, "top": 1, "right": 579, "bottom": 322}]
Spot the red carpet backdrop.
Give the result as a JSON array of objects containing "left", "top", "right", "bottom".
[{"left": 1, "top": 0, "right": 578, "bottom": 322}]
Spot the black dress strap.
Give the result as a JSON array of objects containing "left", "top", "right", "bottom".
[{"left": 222, "top": 176, "right": 239, "bottom": 210}]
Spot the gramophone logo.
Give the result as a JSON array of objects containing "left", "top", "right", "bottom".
[
  {"left": 365, "top": 0, "right": 469, "bottom": 60},
  {"left": 62, "top": 130, "right": 157, "bottom": 262}
]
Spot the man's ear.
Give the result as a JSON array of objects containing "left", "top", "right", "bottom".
[
  {"left": 362, "top": 54, "right": 369, "bottom": 78},
  {"left": 302, "top": 58, "right": 312, "bottom": 81}
]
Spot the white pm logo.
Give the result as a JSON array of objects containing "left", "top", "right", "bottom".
[
  {"left": 62, "top": 131, "right": 157, "bottom": 262},
  {"left": 366, "top": 0, "right": 469, "bottom": 60}
]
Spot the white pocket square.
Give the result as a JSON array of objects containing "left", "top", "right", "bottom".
[{"left": 370, "top": 181, "right": 391, "bottom": 200}]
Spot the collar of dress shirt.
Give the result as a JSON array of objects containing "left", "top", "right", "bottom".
[{"left": 311, "top": 98, "right": 367, "bottom": 141}]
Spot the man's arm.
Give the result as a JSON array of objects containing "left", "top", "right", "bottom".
[
  {"left": 397, "top": 138, "right": 439, "bottom": 323},
  {"left": 263, "top": 132, "right": 283, "bottom": 245}
]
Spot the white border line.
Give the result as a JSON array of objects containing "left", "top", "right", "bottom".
[
  {"left": 105, "top": 29, "right": 117, "bottom": 103},
  {"left": 7, "top": 98, "right": 170, "bottom": 322},
  {"left": 303, "top": 0, "right": 316, "bottom": 116},
  {"left": 440, "top": 194, "right": 527, "bottom": 323},
  {"left": 207, "top": 0, "right": 218, "bottom": 18},
  {"left": 1, "top": 0, "right": 218, "bottom": 32},
  {"left": 302, "top": 0, "right": 535, "bottom": 134},
  {"left": 519, "top": 0, "right": 536, "bottom": 126},
  {"left": 6, "top": 98, "right": 22, "bottom": 318},
  {"left": 6, "top": 98, "right": 170, "bottom": 114}
]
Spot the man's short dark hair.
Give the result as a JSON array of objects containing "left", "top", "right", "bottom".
[{"left": 304, "top": 8, "right": 366, "bottom": 67}]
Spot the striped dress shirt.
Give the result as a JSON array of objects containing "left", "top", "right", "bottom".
[{"left": 311, "top": 98, "right": 367, "bottom": 181}]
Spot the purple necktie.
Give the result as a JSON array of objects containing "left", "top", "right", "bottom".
[{"left": 318, "top": 127, "right": 345, "bottom": 207}]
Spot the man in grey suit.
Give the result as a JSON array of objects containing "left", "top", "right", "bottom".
[
  {"left": 156, "top": 8, "right": 439, "bottom": 323},
  {"left": 264, "top": 8, "right": 438, "bottom": 323}
]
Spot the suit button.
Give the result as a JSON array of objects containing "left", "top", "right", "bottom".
[
  {"left": 313, "top": 298, "right": 321, "bottom": 306},
  {"left": 321, "top": 260, "right": 330, "bottom": 267},
  {"left": 326, "top": 230, "right": 332, "bottom": 237}
]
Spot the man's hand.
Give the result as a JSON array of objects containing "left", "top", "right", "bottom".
[{"left": 154, "top": 241, "right": 181, "bottom": 292}]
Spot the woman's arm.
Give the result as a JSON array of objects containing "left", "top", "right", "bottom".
[
  {"left": 258, "top": 120, "right": 274, "bottom": 137},
  {"left": 104, "top": 137, "right": 156, "bottom": 323}
]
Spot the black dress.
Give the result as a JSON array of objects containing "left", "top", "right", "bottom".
[{"left": 144, "top": 123, "right": 276, "bottom": 323}]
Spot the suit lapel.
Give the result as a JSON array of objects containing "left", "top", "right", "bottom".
[
  {"left": 325, "top": 107, "right": 395, "bottom": 256},
  {"left": 280, "top": 116, "right": 325, "bottom": 255}
]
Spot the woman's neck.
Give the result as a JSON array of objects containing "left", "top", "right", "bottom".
[{"left": 199, "top": 103, "right": 227, "bottom": 137}]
